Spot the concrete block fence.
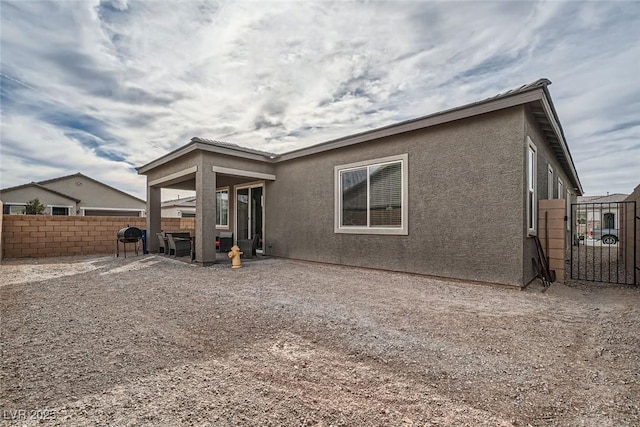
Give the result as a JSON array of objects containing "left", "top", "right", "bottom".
[{"left": 0, "top": 214, "right": 194, "bottom": 259}]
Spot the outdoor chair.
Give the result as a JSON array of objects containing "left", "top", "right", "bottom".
[
  {"left": 156, "top": 232, "right": 168, "bottom": 255},
  {"left": 166, "top": 232, "right": 192, "bottom": 257},
  {"left": 218, "top": 232, "right": 233, "bottom": 252}
]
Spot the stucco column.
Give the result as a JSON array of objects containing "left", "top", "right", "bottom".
[
  {"left": 195, "top": 159, "right": 217, "bottom": 265},
  {"left": 146, "top": 184, "right": 161, "bottom": 253}
]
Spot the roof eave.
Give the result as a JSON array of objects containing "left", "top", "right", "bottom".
[
  {"left": 137, "top": 141, "right": 276, "bottom": 175},
  {"left": 538, "top": 88, "right": 584, "bottom": 195}
]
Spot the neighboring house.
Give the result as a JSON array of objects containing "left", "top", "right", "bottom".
[
  {"left": 575, "top": 193, "right": 629, "bottom": 237},
  {"left": 137, "top": 78, "right": 583, "bottom": 288},
  {"left": 0, "top": 173, "right": 146, "bottom": 216},
  {"left": 161, "top": 196, "right": 197, "bottom": 218}
]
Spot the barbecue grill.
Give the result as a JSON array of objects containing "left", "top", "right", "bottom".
[{"left": 116, "top": 226, "right": 143, "bottom": 257}]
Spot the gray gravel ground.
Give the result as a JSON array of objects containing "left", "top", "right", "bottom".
[
  {"left": 1, "top": 255, "right": 639, "bottom": 426},
  {"left": 569, "top": 243, "right": 636, "bottom": 285}
]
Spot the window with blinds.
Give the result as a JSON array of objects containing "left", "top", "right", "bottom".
[{"left": 335, "top": 154, "right": 407, "bottom": 234}]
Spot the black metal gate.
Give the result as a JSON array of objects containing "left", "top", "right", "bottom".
[{"left": 570, "top": 201, "right": 637, "bottom": 285}]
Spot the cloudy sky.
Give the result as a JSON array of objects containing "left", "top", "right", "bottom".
[{"left": 1, "top": 0, "right": 638, "bottom": 200}]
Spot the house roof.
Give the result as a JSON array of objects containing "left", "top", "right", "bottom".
[
  {"left": 577, "top": 193, "right": 629, "bottom": 204},
  {"left": 137, "top": 79, "right": 583, "bottom": 194},
  {"left": 0, "top": 182, "right": 81, "bottom": 203},
  {"left": 161, "top": 196, "right": 197, "bottom": 208},
  {"left": 191, "top": 137, "right": 277, "bottom": 158},
  {"left": 0, "top": 172, "right": 145, "bottom": 204}
]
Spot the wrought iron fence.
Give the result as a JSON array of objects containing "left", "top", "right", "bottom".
[{"left": 570, "top": 201, "right": 637, "bottom": 285}]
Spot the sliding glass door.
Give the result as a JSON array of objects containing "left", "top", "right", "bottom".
[{"left": 236, "top": 184, "right": 263, "bottom": 250}]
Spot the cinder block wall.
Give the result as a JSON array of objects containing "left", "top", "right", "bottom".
[
  {"left": 538, "top": 199, "right": 567, "bottom": 284},
  {"left": 1, "top": 215, "right": 194, "bottom": 259}
]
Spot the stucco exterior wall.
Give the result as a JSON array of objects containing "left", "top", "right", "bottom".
[
  {"left": 0, "top": 187, "right": 78, "bottom": 214},
  {"left": 44, "top": 175, "right": 145, "bottom": 210},
  {"left": 267, "top": 107, "right": 527, "bottom": 286},
  {"left": 523, "top": 110, "right": 576, "bottom": 285}
]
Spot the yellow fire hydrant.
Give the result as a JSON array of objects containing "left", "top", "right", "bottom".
[{"left": 228, "top": 245, "right": 243, "bottom": 268}]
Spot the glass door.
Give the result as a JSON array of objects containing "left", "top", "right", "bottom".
[{"left": 236, "top": 184, "right": 263, "bottom": 250}]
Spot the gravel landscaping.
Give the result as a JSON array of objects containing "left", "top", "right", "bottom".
[{"left": 1, "top": 254, "right": 639, "bottom": 426}]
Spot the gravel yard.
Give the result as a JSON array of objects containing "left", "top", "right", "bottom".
[{"left": 1, "top": 255, "right": 639, "bottom": 426}]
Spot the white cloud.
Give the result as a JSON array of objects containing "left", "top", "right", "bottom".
[{"left": 1, "top": 0, "right": 638, "bottom": 198}]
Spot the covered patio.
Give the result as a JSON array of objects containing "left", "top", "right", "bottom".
[{"left": 137, "top": 138, "right": 276, "bottom": 265}]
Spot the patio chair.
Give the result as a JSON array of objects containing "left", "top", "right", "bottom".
[
  {"left": 166, "top": 232, "right": 192, "bottom": 257},
  {"left": 156, "top": 232, "right": 168, "bottom": 255},
  {"left": 218, "top": 232, "right": 233, "bottom": 252}
]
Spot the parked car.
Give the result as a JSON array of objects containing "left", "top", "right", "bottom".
[{"left": 590, "top": 228, "right": 619, "bottom": 244}]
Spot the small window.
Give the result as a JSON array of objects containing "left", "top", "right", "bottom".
[
  {"left": 216, "top": 189, "right": 229, "bottom": 227},
  {"left": 566, "top": 190, "right": 571, "bottom": 231},
  {"left": 603, "top": 212, "right": 615, "bottom": 229},
  {"left": 527, "top": 138, "right": 537, "bottom": 235},
  {"left": 547, "top": 165, "right": 554, "bottom": 199},
  {"left": 3, "top": 204, "right": 26, "bottom": 215},
  {"left": 180, "top": 211, "right": 196, "bottom": 218},
  {"left": 335, "top": 154, "right": 408, "bottom": 235},
  {"left": 558, "top": 178, "right": 564, "bottom": 200},
  {"left": 51, "top": 206, "right": 70, "bottom": 216}
]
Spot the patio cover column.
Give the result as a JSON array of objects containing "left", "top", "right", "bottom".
[
  {"left": 195, "top": 160, "right": 216, "bottom": 265},
  {"left": 146, "top": 184, "right": 161, "bottom": 253}
]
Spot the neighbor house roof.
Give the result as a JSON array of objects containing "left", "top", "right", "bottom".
[
  {"left": 0, "top": 182, "right": 81, "bottom": 203},
  {"left": 161, "top": 196, "right": 196, "bottom": 208},
  {"left": 137, "top": 79, "right": 583, "bottom": 194},
  {"left": 37, "top": 172, "right": 145, "bottom": 203},
  {"left": 577, "top": 193, "right": 629, "bottom": 204},
  {"left": 1, "top": 172, "right": 145, "bottom": 204}
]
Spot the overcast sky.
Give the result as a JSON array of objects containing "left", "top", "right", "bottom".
[{"left": 1, "top": 0, "right": 638, "bottom": 200}]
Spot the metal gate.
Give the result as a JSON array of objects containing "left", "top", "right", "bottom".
[{"left": 570, "top": 201, "right": 637, "bottom": 285}]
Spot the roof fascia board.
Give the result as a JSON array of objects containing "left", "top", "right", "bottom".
[
  {"left": 138, "top": 142, "right": 275, "bottom": 175},
  {"left": 539, "top": 95, "right": 584, "bottom": 194},
  {"left": 197, "top": 143, "right": 276, "bottom": 162},
  {"left": 212, "top": 166, "right": 276, "bottom": 181},
  {"left": 137, "top": 144, "right": 199, "bottom": 174},
  {"left": 277, "top": 90, "right": 543, "bottom": 162},
  {"left": 149, "top": 166, "right": 198, "bottom": 187}
]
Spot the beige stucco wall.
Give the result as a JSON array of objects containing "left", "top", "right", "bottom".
[
  {"left": 44, "top": 175, "right": 145, "bottom": 211},
  {"left": 0, "top": 187, "right": 78, "bottom": 214},
  {"left": 161, "top": 206, "right": 193, "bottom": 218},
  {"left": 267, "top": 106, "right": 527, "bottom": 286},
  {"left": 523, "top": 109, "right": 576, "bottom": 285}
]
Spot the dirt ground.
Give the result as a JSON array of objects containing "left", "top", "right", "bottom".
[{"left": 1, "top": 255, "right": 639, "bottom": 426}]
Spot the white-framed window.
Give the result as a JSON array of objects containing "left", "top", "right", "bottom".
[
  {"left": 527, "top": 138, "right": 537, "bottom": 235},
  {"left": 547, "top": 165, "right": 554, "bottom": 199},
  {"left": 216, "top": 188, "right": 229, "bottom": 228},
  {"left": 2, "top": 204, "right": 26, "bottom": 215},
  {"left": 566, "top": 190, "right": 571, "bottom": 231},
  {"left": 334, "top": 154, "right": 408, "bottom": 235},
  {"left": 48, "top": 205, "right": 72, "bottom": 216},
  {"left": 557, "top": 178, "right": 564, "bottom": 200}
]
